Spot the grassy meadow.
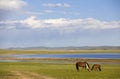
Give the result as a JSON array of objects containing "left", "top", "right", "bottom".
[
  {"left": 0, "top": 62, "right": 120, "bottom": 79},
  {"left": 0, "top": 49, "right": 120, "bottom": 79}
]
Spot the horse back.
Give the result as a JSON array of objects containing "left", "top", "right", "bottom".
[
  {"left": 77, "top": 62, "right": 87, "bottom": 67},
  {"left": 94, "top": 64, "right": 101, "bottom": 67}
]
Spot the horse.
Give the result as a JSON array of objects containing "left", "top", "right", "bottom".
[
  {"left": 76, "top": 61, "right": 90, "bottom": 71},
  {"left": 91, "top": 64, "right": 101, "bottom": 71}
]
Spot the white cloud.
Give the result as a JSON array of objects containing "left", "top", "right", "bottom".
[
  {"left": 42, "top": 3, "right": 70, "bottom": 8},
  {"left": 23, "top": 11, "right": 43, "bottom": 15},
  {"left": 0, "top": 0, "right": 27, "bottom": 10},
  {"left": 0, "top": 16, "right": 120, "bottom": 31},
  {"left": 44, "top": 10, "right": 53, "bottom": 13}
]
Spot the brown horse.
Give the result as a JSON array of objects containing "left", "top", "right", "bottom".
[
  {"left": 76, "top": 61, "right": 90, "bottom": 71},
  {"left": 91, "top": 64, "right": 101, "bottom": 71}
]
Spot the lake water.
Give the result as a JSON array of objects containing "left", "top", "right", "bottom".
[{"left": 11, "top": 53, "right": 120, "bottom": 59}]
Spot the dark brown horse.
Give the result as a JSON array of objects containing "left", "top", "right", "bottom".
[
  {"left": 91, "top": 64, "right": 101, "bottom": 71},
  {"left": 76, "top": 61, "right": 90, "bottom": 71}
]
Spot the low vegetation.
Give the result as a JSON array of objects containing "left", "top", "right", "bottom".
[
  {"left": 0, "top": 62, "right": 120, "bottom": 79},
  {"left": 0, "top": 49, "right": 120, "bottom": 54},
  {"left": 0, "top": 49, "right": 120, "bottom": 79}
]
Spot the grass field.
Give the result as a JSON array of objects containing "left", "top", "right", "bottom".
[
  {"left": 0, "top": 62, "right": 120, "bottom": 79},
  {"left": 0, "top": 49, "right": 120, "bottom": 54},
  {"left": 0, "top": 50, "right": 120, "bottom": 79}
]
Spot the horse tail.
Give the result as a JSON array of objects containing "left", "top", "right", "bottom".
[{"left": 76, "top": 63, "right": 79, "bottom": 71}]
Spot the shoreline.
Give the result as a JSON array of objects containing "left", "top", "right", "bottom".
[
  {"left": 0, "top": 58, "right": 120, "bottom": 63},
  {"left": 0, "top": 49, "right": 120, "bottom": 54}
]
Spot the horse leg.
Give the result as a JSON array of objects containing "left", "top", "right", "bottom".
[
  {"left": 99, "top": 67, "right": 101, "bottom": 71},
  {"left": 91, "top": 65, "right": 94, "bottom": 71},
  {"left": 76, "top": 63, "right": 79, "bottom": 72}
]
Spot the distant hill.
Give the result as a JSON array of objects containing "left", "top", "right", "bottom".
[{"left": 8, "top": 46, "right": 120, "bottom": 50}]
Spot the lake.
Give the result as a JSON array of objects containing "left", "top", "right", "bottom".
[{"left": 11, "top": 53, "right": 120, "bottom": 59}]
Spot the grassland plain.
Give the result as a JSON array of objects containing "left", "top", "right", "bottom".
[
  {"left": 0, "top": 50, "right": 120, "bottom": 79},
  {"left": 0, "top": 62, "right": 120, "bottom": 79},
  {"left": 0, "top": 49, "right": 120, "bottom": 54}
]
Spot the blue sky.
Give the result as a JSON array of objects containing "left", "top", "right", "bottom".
[{"left": 0, "top": 0, "right": 120, "bottom": 48}]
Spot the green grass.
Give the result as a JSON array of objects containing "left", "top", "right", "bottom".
[
  {"left": 0, "top": 49, "right": 120, "bottom": 54},
  {"left": 0, "top": 62, "right": 120, "bottom": 79},
  {"left": 0, "top": 50, "right": 120, "bottom": 78}
]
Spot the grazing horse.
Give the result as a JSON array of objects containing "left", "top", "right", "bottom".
[
  {"left": 91, "top": 64, "right": 101, "bottom": 71},
  {"left": 76, "top": 61, "right": 90, "bottom": 71}
]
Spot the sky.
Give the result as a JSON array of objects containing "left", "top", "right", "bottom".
[{"left": 0, "top": 0, "right": 120, "bottom": 48}]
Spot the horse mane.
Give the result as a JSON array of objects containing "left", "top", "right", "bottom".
[{"left": 86, "top": 62, "right": 90, "bottom": 68}]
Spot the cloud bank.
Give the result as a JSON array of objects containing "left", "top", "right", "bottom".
[
  {"left": 0, "top": 16, "right": 120, "bottom": 31},
  {"left": 0, "top": 0, "right": 27, "bottom": 10},
  {"left": 0, "top": 0, "right": 27, "bottom": 20},
  {"left": 42, "top": 3, "right": 70, "bottom": 8}
]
